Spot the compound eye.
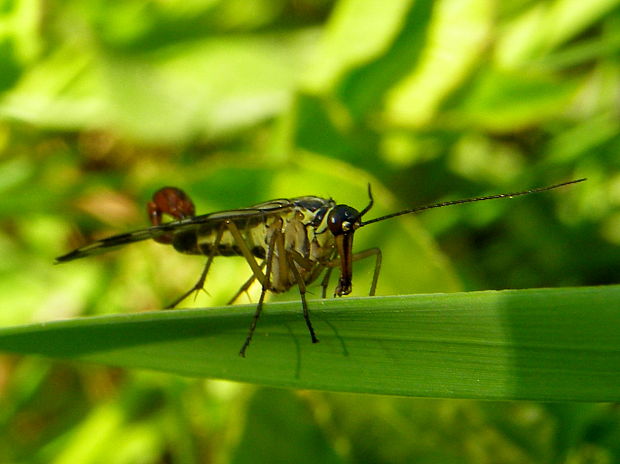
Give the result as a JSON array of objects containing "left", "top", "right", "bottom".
[{"left": 327, "top": 205, "right": 360, "bottom": 235}]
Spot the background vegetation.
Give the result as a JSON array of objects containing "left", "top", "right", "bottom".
[{"left": 0, "top": 0, "right": 619, "bottom": 462}]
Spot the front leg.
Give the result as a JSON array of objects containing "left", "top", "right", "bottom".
[{"left": 323, "top": 247, "right": 382, "bottom": 297}]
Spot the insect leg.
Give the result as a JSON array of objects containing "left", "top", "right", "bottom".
[
  {"left": 225, "top": 221, "right": 268, "bottom": 288},
  {"left": 353, "top": 248, "right": 382, "bottom": 296},
  {"left": 319, "top": 250, "right": 338, "bottom": 298},
  {"left": 165, "top": 224, "right": 226, "bottom": 309},
  {"left": 320, "top": 268, "right": 334, "bottom": 298},
  {"left": 239, "top": 228, "right": 278, "bottom": 357},
  {"left": 288, "top": 252, "right": 319, "bottom": 344},
  {"left": 227, "top": 262, "right": 266, "bottom": 305},
  {"left": 324, "top": 248, "right": 382, "bottom": 296}
]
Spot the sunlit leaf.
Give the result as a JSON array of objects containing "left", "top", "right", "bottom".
[{"left": 1, "top": 286, "right": 618, "bottom": 401}]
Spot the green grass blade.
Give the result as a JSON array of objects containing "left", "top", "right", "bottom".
[{"left": 0, "top": 285, "right": 618, "bottom": 401}]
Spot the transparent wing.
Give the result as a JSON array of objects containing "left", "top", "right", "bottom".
[
  {"left": 55, "top": 227, "right": 170, "bottom": 262},
  {"left": 55, "top": 199, "right": 297, "bottom": 263}
]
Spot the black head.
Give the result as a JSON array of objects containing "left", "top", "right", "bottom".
[{"left": 327, "top": 205, "right": 362, "bottom": 236}]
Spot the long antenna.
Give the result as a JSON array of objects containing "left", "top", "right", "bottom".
[{"left": 360, "top": 178, "right": 586, "bottom": 227}]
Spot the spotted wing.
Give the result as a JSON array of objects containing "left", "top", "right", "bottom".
[{"left": 55, "top": 199, "right": 296, "bottom": 263}]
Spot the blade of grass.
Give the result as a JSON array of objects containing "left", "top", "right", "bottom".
[{"left": 0, "top": 285, "right": 618, "bottom": 401}]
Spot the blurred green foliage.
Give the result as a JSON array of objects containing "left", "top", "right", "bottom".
[{"left": 0, "top": 0, "right": 619, "bottom": 462}]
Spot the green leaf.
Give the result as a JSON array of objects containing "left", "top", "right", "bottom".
[
  {"left": 455, "top": 68, "right": 580, "bottom": 131},
  {"left": 1, "top": 31, "right": 317, "bottom": 141},
  {"left": 0, "top": 285, "right": 618, "bottom": 401},
  {"left": 302, "top": 0, "right": 412, "bottom": 92},
  {"left": 385, "top": 0, "right": 493, "bottom": 127},
  {"left": 496, "top": 0, "right": 620, "bottom": 67},
  {"left": 232, "top": 388, "right": 343, "bottom": 464}
]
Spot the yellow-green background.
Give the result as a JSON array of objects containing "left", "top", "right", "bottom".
[{"left": 0, "top": 0, "right": 619, "bottom": 462}]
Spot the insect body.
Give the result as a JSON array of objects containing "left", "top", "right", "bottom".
[{"left": 56, "top": 179, "right": 585, "bottom": 356}]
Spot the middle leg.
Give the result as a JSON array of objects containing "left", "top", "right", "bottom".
[{"left": 288, "top": 253, "right": 319, "bottom": 344}]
